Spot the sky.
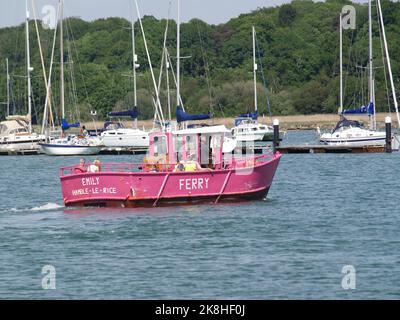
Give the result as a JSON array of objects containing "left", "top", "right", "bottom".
[{"left": 0, "top": 0, "right": 296, "bottom": 28}]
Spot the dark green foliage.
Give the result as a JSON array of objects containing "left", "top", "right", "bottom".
[
  {"left": 0, "top": 0, "right": 399, "bottom": 121},
  {"left": 278, "top": 4, "right": 297, "bottom": 26}
]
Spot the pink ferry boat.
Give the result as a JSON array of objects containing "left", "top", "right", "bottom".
[{"left": 60, "top": 126, "right": 281, "bottom": 208}]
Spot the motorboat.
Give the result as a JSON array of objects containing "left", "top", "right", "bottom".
[
  {"left": 232, "top": 118, "right": 274, "bottom": 142},
  {"left": 0, "top": 116, "right": 45, "bottom": 153},
  {"left": 101, "top": 122, "right": 149, "bottom": 148}
]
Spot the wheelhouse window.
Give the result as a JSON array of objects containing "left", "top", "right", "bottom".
[
  {"left": 153, "top": 135, "right": 168, "bottom": 157},
  {"left": 185, "top": 135, "right": 198, "bottom": 155}
]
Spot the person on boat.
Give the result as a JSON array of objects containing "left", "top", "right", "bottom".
[
  {"left": 77, "top": 126, "right": 89, "bottom": 139},
  {"left": 143, "top": 155, "right": 166, "bottom": 172},
  {"left": 183, "top": 160, "right": 198, "bottom": 172},
  {"left": 173, "top": 161, "right": 185, "bottom": 172},
  {"left": 74, "top": 158, "right": 87, "bottom": 173},
  {"left": 88, "top": 159, "right": 101, "bottom": 173},
  {"left": 81, "top": 125, "right": 89, "bottom": 137},
  {"left": 174, "top": 153, "right": 210, "bottom": 172},
  {"left": 155, "top": 155, "right": 167, "bottom": 172}
]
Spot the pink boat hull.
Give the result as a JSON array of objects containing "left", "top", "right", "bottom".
[{"left": 60, "top": 153, "right": 281, "bottom": 208}]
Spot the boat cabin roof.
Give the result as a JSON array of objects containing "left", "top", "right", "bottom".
[
  {"left": 6, "top": 115, "right": 30, "bottom": 122},
  {"left": 332, "top": 117, "right": 363, "bottom": 133},
  {"left": 0, "top": 119, "right": 29, "bottom": 135}
]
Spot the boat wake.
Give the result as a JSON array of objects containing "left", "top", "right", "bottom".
[
  {"left": 2, "top": 203, "right": 64, "bottom": 214},
  {"left": 30, "top": 203, "right": 64, "bottom": 212}
]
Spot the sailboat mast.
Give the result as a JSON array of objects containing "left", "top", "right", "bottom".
[
  {"left": 339, "top": 14, "right": 343, "bottom": 114},
  {"left": 368, "top": 0, "right": 376, "bottom": 130},
  {"left": 176, "top": 0, "right": 180, "bottom": 109},
  {"left": 60, "top": 0, "right": 65, "bottom": 120},
  {"left": 166, "top": 49, "right": 172, "bottom": 121},
  {"left": 131, "top": 19, "right": 137, "bottom": 108},
  {"left": 134, "top": 0, "right": 165, "bottom": 129},
  {"left": 6, "top": 58, "right": 10, "bottom": 117},
  {"left": 377, "top": 0, "right": 400, "bottom": 128},
  {"left": 25, "top": 0, "right": 32, "bottom": 133},
  {"left": 131, "top": 16, "right": 138, "bottom": 128},
  {"left": 253, "top": 26, "right": 258, "bottom": 113}
]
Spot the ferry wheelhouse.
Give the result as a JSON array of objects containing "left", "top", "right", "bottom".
[{"left": 60, "top": 126, "right": 281, "bottom": 208}]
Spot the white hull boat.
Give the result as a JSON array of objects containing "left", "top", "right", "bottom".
[
  {"left": 0, "top": 133, "right": 46, "bottom": 153},
  {"left": 232, "top": 121, "right": 274, "bottom": 142},
  {"left": 0, "top": 117, "right": 46, "bottom": 154},
  {"left": 39, "top": 136, "right": 103, "bottom": 156},
  {"left": 101, "top": 128, "right": 149, "bottom": 148},
  {"left": 40, "top": 143, "right": 101, "bottom": 156},
  {"left": 320, "top": 126, "right": 400, "bottom": 149}
]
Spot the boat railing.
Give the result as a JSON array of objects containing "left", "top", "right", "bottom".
[
  {"left": 60, "top": 153, "right": 277, "bottom": 177},
  {"left": 60, "top": 162, "right": 145, "bottom": 177}
]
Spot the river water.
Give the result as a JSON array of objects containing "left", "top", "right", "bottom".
[{"left": 0, "top": 131, "right": 399, "bottom": 299}]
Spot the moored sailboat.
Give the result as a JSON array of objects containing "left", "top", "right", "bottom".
[
  {"left": 319, "top": 1, "right": 400, "bottom": 149},
  {"left": 100, "top": 13, "right": 149, "bottom": 149},
  {"left": 39, "top": 0, "right": 103, "bottom": 156},
  {"left": 231, "top": 26, "right": 275, "bottom": 143}
]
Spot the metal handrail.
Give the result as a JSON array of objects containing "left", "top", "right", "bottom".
[{"left": 60, "top": 152, "right": 277, "bottom": 177}]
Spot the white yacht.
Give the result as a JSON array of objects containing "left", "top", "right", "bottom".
[
  {"left": 0, "top": 116, "right": 45, "bottom": 153},
  {"left": 101, "top": 124, "right": 149, "bottom": 148},
  {"left": 231, "top": 118, "right": 273, "bottom": 142}
]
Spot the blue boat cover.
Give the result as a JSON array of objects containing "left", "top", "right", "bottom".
[
  {"left": 239, "top": 111, "right": 258, "bottom": 120},
  {"left": 176, "top": 106, "right": 211, "bottom": 123},
  {"left": 108, "top": 107, "right": 139, "bottom": 119},
  {"left": 332, "top": 116, "right": 362, "bottom": 133},
  {"left": 342, "top": 102, "right": 375, "bottom": 115},
  {"left": 61, "top": 118, "right": 80, "bottom": 131}
]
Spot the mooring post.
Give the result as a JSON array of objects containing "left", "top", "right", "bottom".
[
  {"left": 385, "top": 116, "right": 392, "bottom": 153},
  {"left": 273, "top": 119, "right": 280, "bottom": 153}
]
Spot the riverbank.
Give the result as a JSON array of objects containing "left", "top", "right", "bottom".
[{"left": 80, "top": 113, "right": 394, "bottom": 131}]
